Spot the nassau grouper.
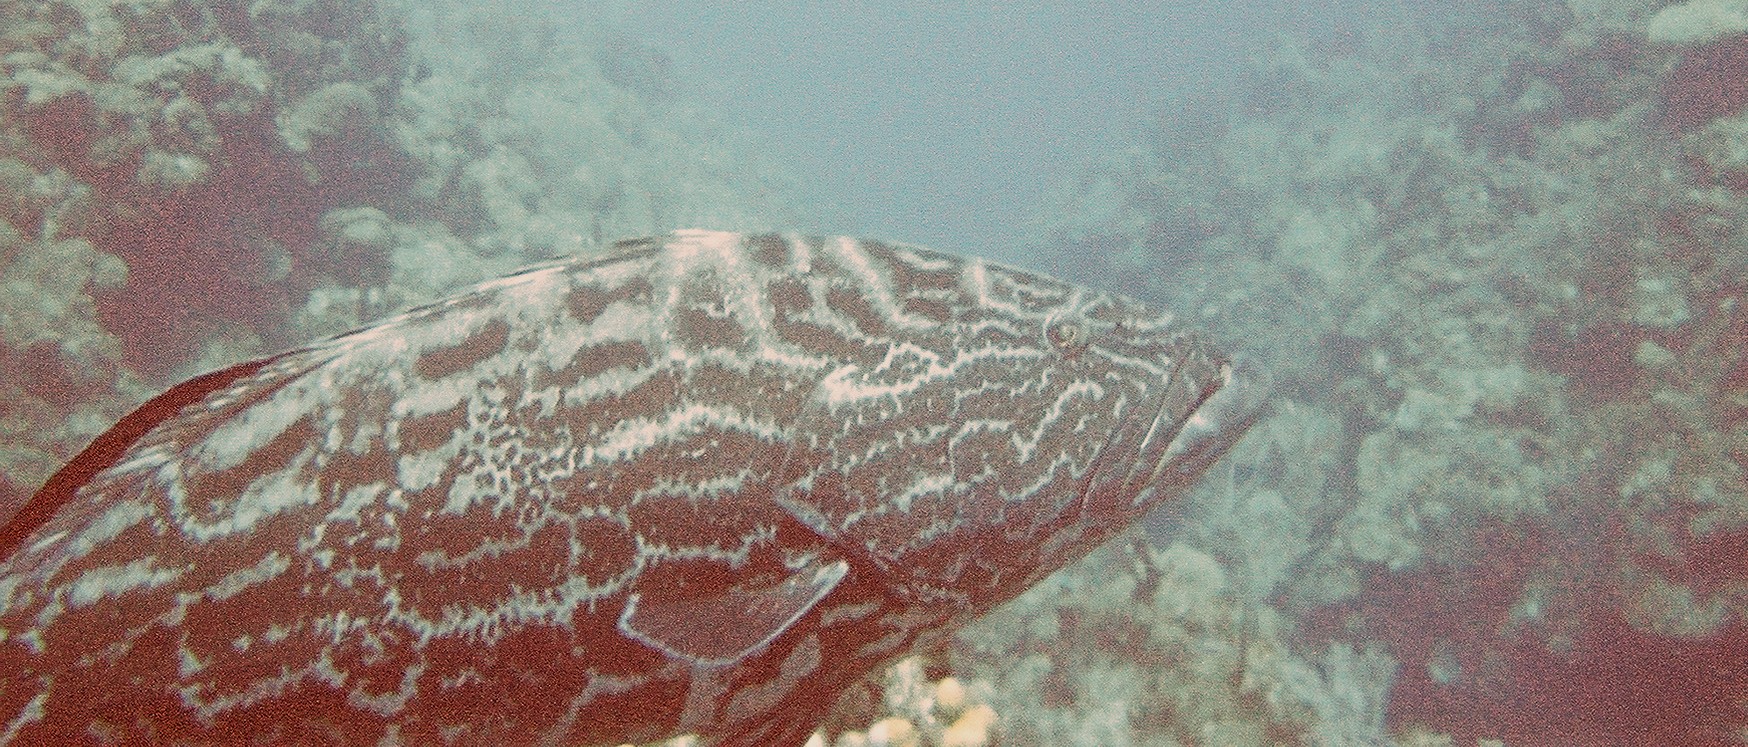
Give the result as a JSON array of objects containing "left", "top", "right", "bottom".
[{"left": 0, "top": 230, "right": 1260, "bottom": 745}]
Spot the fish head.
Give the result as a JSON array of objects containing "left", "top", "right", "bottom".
[{"left": 776, "top": 240, "right": 1262, "bottom": 615}]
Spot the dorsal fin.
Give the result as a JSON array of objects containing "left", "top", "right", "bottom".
[{"left": 0, "top": 355, "right": 278, "bottom": 561}]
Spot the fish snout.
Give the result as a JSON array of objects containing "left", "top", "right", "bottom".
[{"left": 1161, "top": 354, "right": 1271, "bottom": 474}]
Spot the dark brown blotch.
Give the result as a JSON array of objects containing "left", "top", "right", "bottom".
[
  {"left": 673, "top": 308, "right": 747, "bottom": 351},
  {"left": 568, "top": 277, "right": 655, "bottom": 325},
  {"left": 686, "top": 362, "right": 809, "bottom": 426},
  {"left": 566, "top": 370, "right": 682, "bottom": 441},
  {"left": 415, "top": 318, "right": 511, "bottom": 381},
  {"left": 686, "top": 363, "right": 741, "bottom": 403},
  {"left": 901, "top": 297, "right": 954, "bottom": 325},
  {"left": 317, "top": 445, "right": 397, "bottom": 502},
  {"left": 398, "top": 400, "right": 468, "bottom": 454},
  {"left": 572, "top": 514, "right": 640, "bottom": 581},
  {"left": 623, "top": 454, "right": 779, "bottom": 553},
  {"left": 768, "top": 277, "right": 812, "bottom": 318},
  {"left": 560, "top": 650, "right": 684, "bottom": 738},
  {"left": 567, "top": 340, "right": 654, "bottom": 382},
  {"left": 397, "top": 518, "right": 574, "bottom": 616},
  {"left": 748, "top": 234, "right": 791, "bottom": 269},
  {"left": 895, "top": 264, "right": 965, "bottom": 299},
  {"left": 776, "top": 319, "right": 885, "bottom": 370},
  {"left": 863, "top": 241, "right": 964, "bottom": 296},
  {"left": 826, "top": 286, "right": 888, "bottom": 338}
]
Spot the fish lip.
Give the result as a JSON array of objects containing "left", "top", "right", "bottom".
[
  {"left": 1084, "top": 352, "right": 1268, "bottom": 515},
  {"left": 1158, "top": 356, "right": 1269, "bottom": 475}
]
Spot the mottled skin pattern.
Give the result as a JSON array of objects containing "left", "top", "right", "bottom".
[{"left": 0, "top": 230, "right": 1253, "bottom": 745}]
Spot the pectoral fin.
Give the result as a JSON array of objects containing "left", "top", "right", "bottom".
[{"left": 618, "top": 557, "right": 848, "bottom": 666}]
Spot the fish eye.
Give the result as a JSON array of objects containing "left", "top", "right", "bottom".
[{"left": 1045, "top": 316, "right": 1090, "bottom": 354}]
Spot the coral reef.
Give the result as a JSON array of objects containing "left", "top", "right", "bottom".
[
  {"left": 1024, "top": 0, "right": 1748, "bottom": 743},
  {"left": 1648, "top": 0, "right": 1748, "bottom": 46},
  {"left": 947, "top": 540, "right": 1398, "bottom": 746},
  {"left": 1660, "top": 34, "right": 1748, "bottom": 133},
  {"left": 815, "top": 657, "right": 1000, "bottom": 747},
  {"left": 620, "top": 658, "right": 999, "bottom": 747},
  {"left": 0, "top": 0, "right": 803, "bottom": 515},
  {"left": 0, "top": 0, "right": 409, "bottom": 512}
]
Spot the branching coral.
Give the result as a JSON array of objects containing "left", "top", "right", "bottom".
[
  {"left": 1028, "top": 1, "right": 1748, "bottom": 743},
  {"left": 0, "top": 0, "right": 807, "bottom": 506}
]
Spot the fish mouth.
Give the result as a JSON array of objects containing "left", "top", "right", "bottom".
[{"left": 1085, "top": 352, "right": 1269, "bottom": 516}]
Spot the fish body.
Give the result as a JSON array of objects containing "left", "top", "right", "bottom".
[{"left": 0, "top": 230, "right": 1254, "bottom": 745}]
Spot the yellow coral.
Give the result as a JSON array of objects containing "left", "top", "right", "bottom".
[
  {"left": 939, "top": 704, "right": 995, "bottom": 747},
  {"left": 867, "top": 716, "right": 919, "bottom": 747},
  {"left": 818, "top": 657, "right": 999, "bottom": 747},
  {"left": 933, "top": 677, "right": 967, "bottom": 715}
]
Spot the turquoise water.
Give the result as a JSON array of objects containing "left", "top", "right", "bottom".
[
  {"left": 2, "top": 0, "right": 1745, "bottom": 744},
  {"left": 606, "top": 0, "right": 1321, "bottom": 265}
]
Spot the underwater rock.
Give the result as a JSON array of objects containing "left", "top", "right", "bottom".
[
  {"left": 1648, "top": 0, "right": 1748, "bottom": 46},
  {"left": 1661, "top": 33, "right": 1748, "bottom": 132},
  {"left": 277, "top": 82, "right": 382, "bottom": 153}
]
